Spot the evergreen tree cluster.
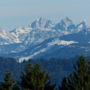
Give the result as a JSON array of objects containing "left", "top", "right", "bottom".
[
  {"left": 0, "top": 56, "right": 90, "bottom": 90},
  {"left": 60, "top": 56, "right": 90, "bottom": 90},
  {"left": 0, "top": 63, "right": 55, "bottom": 90}
]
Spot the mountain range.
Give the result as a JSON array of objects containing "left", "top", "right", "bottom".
[{"left": 0, "top": 17, "right": 90, "bottom": 62}]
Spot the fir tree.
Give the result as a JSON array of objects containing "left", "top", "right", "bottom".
[
  {"left": 44, "top": 81, "right": 56, "bottom": 90},
  {"left": 1, "top": 72, "right": 19, "bottom": 90},
  {"left": 60, "top": 56, "right": 90, "bottom": 90},
  {"left": 20, "top": 63, "right": 55, "bottom": 90}
]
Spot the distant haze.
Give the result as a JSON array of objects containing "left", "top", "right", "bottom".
[{"left": 0, "top": 0, "right": 90, "bottom": 31}]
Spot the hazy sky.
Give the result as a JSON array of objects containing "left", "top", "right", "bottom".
[{"left": 0, "top": 0, "right": 90, "bottom": 30}]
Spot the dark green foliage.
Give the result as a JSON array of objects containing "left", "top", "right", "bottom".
[
  {"left": 20, "top": 63, "right": 55, "bottom": 90},
  {"left": 59, "top": 77, "right": 70, "bottom": 90},
  {"left": 60, "top": 56, "right": 90, "bottom": 90},
  {"left": 0, "top": 57, "right": 74, "bottom": 85},
  {"left": 1, "top": 56, "right": 90, "bottom": 90},
  {"left": 1, "top": 72, "right": 19, "bottom": 90},
  {"left": 44, "top": 81, "right": 56, "bottom": 90}
]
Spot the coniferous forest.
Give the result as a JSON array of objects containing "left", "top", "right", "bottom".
[{"left": 0, "top": 56, "right": 89, "bottom": 90}]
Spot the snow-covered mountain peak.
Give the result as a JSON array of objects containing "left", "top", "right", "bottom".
[
  {"left": 0, "top": 17, "right": 90, "bottom": 46},
  {"left": 11, "top": 27, "right": 32, "bottom": 33},
  {"left": 31, "top": 17, "right": 53, "bottom": 29},
  {"left": 54, "top": 17, "right": 75, "bottom": 32},
  {"left": 10, "top": 27, "right": 32, "bottom": 43},
  {"left": 77, "top": 20, "right": 87, "bottom": 32},
  {"left": 39, "top": 17, "right": 47, "bottom": 27},
  {"left": 31, "top": 19, "right": 40, "bottom": 28},
  {"left": 61, "top": 17, "right": 73, "bottom": 26}
]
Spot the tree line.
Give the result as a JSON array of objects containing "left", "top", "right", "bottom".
[{"left": 0, "top": 56, "right": 90, "bottom": 90}]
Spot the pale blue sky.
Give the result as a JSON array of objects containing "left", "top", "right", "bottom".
[{"left": 0, "top": 0, "right": 90, "bottom": 30}]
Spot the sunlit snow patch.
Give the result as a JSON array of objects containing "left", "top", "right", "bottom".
[
  {"left": 19, "top": 48, "right": 47, "bottom": 63},
  {"left": 48, "top": 40, "right": 78, "bottom": 46}
]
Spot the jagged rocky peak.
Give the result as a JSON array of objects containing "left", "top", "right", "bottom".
[
  {"left": 54, "top": 17, "right": 74, "bottom": 30},
  {"left": 77, "top": 19, "right": 87, "bottom": 32},
  {"left": 31, "top": 18, "right": 40, "bottom": 28},
  {"left": 39, "top": 17, "right": 47, "bottom": 27},
  {"left": 44, "top": 20, "right": 53, "bottom": 28},
  {"left": 61, "top": 17, "right": 73, "bottom": 26},
  {"left": 31, "top": 17, "right": 53, "bottom": 28}
]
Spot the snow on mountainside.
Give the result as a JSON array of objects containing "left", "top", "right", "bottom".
[
  {"left": 0, "top": 17, "right": 85, "bottom": 45},
  {"left": 0, "top": 29, "right": 16, "bottom": 45},
  {"left": 19, "top": 40, "right": 78, "bottom": 62},
  {"left": 10, "top": 27, "right": 32, "bottom": 43},
  {"left": 48, "top": 40, "right": 78, "bottom": 46},
  {"left": 0, "top": 17, "right": 90, "bottom": 62}
]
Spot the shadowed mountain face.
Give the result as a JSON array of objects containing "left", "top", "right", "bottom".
[{"left": 0, "top": 17, "right": 90, "bottom": 62}]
